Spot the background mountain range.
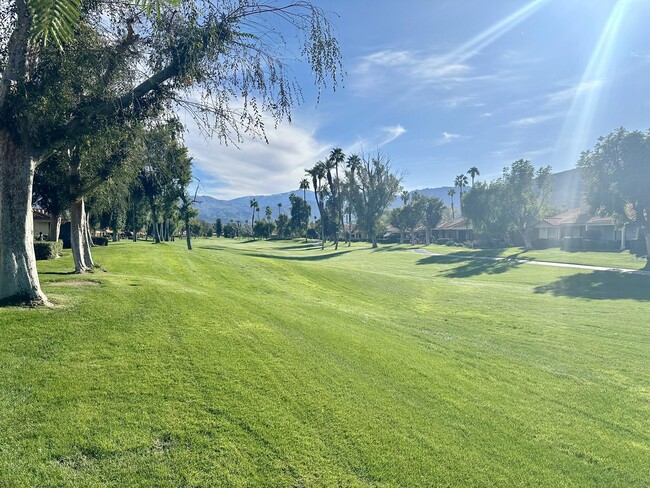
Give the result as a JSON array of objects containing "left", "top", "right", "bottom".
[{"left": 195, "top": 169, "right": 584, "bottom": 224}]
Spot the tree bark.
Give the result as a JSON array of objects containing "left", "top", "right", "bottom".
[
  {"left": 371, "top": 233, "right": 377, "bottom": 248},
  {"left": 85, "top": 213, "right": 95, "bottom": 248},
  {"left": 82, "top": 210, "right": 95, "bottom": 268},
  {"left": 425, "top": 227, "right": 431, "bottom": 246},
  {"left": 70, "top": 199, "right": 91, "bottom": 273},
  {"left": 399, "top": 231, "right": 404, "bottom": 244},
  {"left": 520, "top": 228, "right": 533, "bottom": 250},
  {"left": 0, "top": 132, "right": 49, "bottom": 305},
  {"left": 49, "top": 213, "right": 61, "bottom": 243},
  {"left": 185, "top": 214, "right": 193, "bottom": 250}
]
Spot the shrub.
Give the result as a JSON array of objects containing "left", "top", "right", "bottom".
[
  {"left": 562, "top": 237, "right": 583, "bottom": 252},
  {"left": 445, "top": 240, "right": 456, "bottom": 247},
  {"left": 34, "top": 240, "right": 63, "bottom": 260},
  {"left": 93, "top": 237, "right": 109, "bottom": 246}
]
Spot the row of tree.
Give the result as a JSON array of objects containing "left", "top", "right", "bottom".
[
  {"left": 389, "top": 192, "right": 445, "bottom": 245},
  {"left": 304, "top": 149, "right": 402, "bottom": 249},
  {"left": 463, "top": 159, "right": 552, "bottom": 250},
  {"left": 0, "top": 0, "right": 342, "bottom": 305}
]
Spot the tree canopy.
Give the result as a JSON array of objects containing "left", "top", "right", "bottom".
[
  {"left": 0, "top": 0, "right": 343, "bottom": 305},
  {"left": 578, "top": 127, "right": 650, "bottom": 268}
]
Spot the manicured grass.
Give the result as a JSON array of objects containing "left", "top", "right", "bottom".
[
  {"left": 1, "top": 238, "right": 649, "bottom": 486},
  {"left": 420, "top": 243, "right": 647, "bottom": 270}
]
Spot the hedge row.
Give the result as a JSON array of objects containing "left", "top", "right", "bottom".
[{"left": 34, "top": 240, "right": 63, "bottom": 260}]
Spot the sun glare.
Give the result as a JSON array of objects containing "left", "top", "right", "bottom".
[
  {"left": 442, "top": 0, "right": 551, "bottom": 65},
  {"left": 558, "top": 0, "right": 632, "bottom": 164}
]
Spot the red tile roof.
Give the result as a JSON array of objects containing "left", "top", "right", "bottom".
[{"left": 537, "top": 208, "right": 616, "bottom": 227}]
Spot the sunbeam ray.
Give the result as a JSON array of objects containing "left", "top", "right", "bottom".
[
  {"left": 558, "top": 0, "right": 632, "bottom": 164},
  {"left": 441, "top": 0, "right": 551, "bottom": 66}
]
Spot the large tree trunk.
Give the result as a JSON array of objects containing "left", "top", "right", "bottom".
[
  {"left": 425, "top": 227, "right": 431, "bottom": 246},
  {"left": 399, "top": 231, "right": 404, "bottom": 244},
  {"left": 0, "top": 133, "right": 49, "bottom": 305},
  {"left": 49, "top": 213, "right": 61, "bottom": 243},
  {"left": 150, "top": 200, "right": 161, "bottom": 243},
  {"left": 70, "top": 199, "right": 92, "bottom": 273},
  {"left": 520, "top": 228, "right": 533, "bottom": 251},
  {"left": 85, "top": 213, "right": 95, "bottom": 248},
  {"left": 82, "top": 214, "right": 95, "bottom": 269},
  {"left": 371, "top": 233, "right": 377, "bottom": 248},
  {"left": 185, "top": 214, "right": 193, "bottom": 250}
]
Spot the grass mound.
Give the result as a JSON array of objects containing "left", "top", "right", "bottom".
[{"left": 1, "top": 239, "right": 648, "bottom": 486}]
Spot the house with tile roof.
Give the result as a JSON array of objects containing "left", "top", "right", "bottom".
[
  {"left": 32, "top": 209, "right": 52, "bottom": 239},
  {"left": 534, "top": 208, "right": 636, "bottom": 250},
  {"left": 433, "top": 218, "right": 471, "bottom": 243}
]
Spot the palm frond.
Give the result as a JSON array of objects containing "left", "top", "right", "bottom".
[
  {"left": 27, "top": 0, "right": 179, "bottom": 47},
  {"left": 28, "top": 0, "right": 81, "bottom": 46}
]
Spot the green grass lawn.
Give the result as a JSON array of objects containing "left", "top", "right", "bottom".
[
  {"left": 1, "top": 239, "right": 649, "bottom": 486},
  {"left": 419, "top": 242, "right": 647, "bottom": 270}
]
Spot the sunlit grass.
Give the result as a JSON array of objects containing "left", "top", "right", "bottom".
[
  {"left": 419, "top": 242, "right": 646, "bottom": 270},
  {"left": 0, "top": 238, "right": 648, "bottom": 486}
]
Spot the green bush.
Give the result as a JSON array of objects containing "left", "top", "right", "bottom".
[
  {"left": 93, "top": 237, "right": 109, "bottom": 246},
  {"left": 34, "top": 240, "right": 63, "bottom": 260},
  {"left": 445, "top": 240, "right": 456, "bottom": 247}
]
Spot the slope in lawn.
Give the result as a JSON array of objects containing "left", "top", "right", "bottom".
[{"left": 0, "top": 239, "right": 648, "bottom": 486}]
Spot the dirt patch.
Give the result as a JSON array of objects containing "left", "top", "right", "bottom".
[{"left": 49, "top": 279, "right": 101, "bottom": 287}]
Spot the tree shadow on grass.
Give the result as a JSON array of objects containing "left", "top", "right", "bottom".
[
  {"left": 244, "top": 250, "right": 353, "bottom": 261},
  {"left": 534, "top": 271, "right": 650, "bottom": 301},
  {"left": 372, "top": 244, "right": 409, "bottom": 252},
  {"left": 416, "top": 254, "right": 522, "bottom": 278},
  {"left": 276, "top": 243, "right": 323, "bottom": 251},
  {"left": 40, "top": 271, "right": 76, "bottom": 275}
]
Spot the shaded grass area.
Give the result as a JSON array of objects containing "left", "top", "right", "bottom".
[
  {"left": 419, "top": 243, "right": 647, "bottom": 270},
  {"left": 0, "top": 238, "right": 649, "bottom": 486}
]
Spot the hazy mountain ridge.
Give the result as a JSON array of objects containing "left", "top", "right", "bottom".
[{"left": 195, "top": 169, "right": 583, "bottom": 223}]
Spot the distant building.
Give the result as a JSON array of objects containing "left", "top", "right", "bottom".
[
  {"left": 433, "top": 218, "right": 471, "bottom": 242},
  {"left": 535, "top": 208, "right": 637, "bottom": 250},
  {"left": 32, "top": 209, "right": 51, "bottom": 239}
]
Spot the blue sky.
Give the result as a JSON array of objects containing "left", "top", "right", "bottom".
[{"left": 186, "top": 0, "right": 650, "bottom": 199}]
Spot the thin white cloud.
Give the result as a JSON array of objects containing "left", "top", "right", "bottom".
[
  {"left": 353, "top": 49, "right": 476, "bottom": 93},
  {"left": 545, "top": 81, "right": 603, "bottom": 106},
  {"left": 344, "top": 124, "right": 407, "bottom": 155},
  {"left": 433, "top": 131, "right": 463, "bottom": 146},
  {"left": 631, "top": 51, "right": 650, "bottom": 63},
  {"left": 381, "top": 124, "right": 407, "bottom": 145},
  {"left": 508, "top": 112, "right": 564, "bottom": 127}
]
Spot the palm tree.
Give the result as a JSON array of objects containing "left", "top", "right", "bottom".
[
  {"left": 447, "top": 188, "right": 456, "bottom": 219},
  {"left": 306, "top": 162, "right": 327, "bottom": 250},
  {"left": 467, "top": 166, "right": 480, "bottom": 187},
  {"left": 250, "top": 198, "right": 258, "bottom": 230},
  {"left": 265, "top": 206, "right": 273, "bottom": 238},
  {"left": 345, "top": 154, "right": 361, "bottom": 246},
  {"left": 454, "top": 174, "right": 468, "bottom": 214},
  {"left": 277, "top": 202, "right": 282, "bottom": 217},
  {"left": 401, "top": 190, "right": 410, "bottom": 205},
  {"left": 298, "top": 178, "right": 310, "bottom": 242},
  {"left": 299, "top": 178, "right": 310, "bottom": 201},
  {"left": 328, "top": 147, "right": 345, "bottom": 250}
]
